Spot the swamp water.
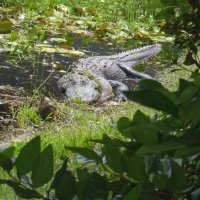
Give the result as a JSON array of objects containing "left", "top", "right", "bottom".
[{"left": 0, "top": 37, "right": 121, "bottom": 97}]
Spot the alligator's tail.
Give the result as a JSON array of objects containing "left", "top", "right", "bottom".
[{"left": 111, "top": 44, "right": 162, "bottom": 65}]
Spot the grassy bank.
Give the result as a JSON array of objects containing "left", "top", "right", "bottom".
[{"left": 0, "top": 63, "right": 191, "bottom": 199}]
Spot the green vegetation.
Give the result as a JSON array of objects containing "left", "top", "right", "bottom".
[
  {"left": 0, "top": 0, "right": 200, "bottom": 199},
  {"left": 0, "top": 0, "right": 166, "bottom": 59},
  {"left": 17, "top": 105, "right": 41, "bottom": 128},
  {"left": 1, "top": 72, "right": 200, "bottom": 199}
]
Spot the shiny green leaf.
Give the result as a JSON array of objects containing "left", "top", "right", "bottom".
[
  {"left": 15, "top": 136, "right": 40, "bottom": 177},
  {"left": 31, "top": 145, "right": 53, "bottom": 188}
]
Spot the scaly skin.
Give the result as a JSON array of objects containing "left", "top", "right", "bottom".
[
  {"left": 76, "top": 44, "right": 161, "bottom": 80},
  {"left": 58, "top": 70, "right": 113, "bottom": 103},
  {"left": 58, "top": 44, "right": 162, "bottom": 102}
]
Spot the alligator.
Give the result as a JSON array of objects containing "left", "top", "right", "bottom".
[
  {"left": 58, "top": 70, "right": 114, "bottom": 103},
  {"left": 58, "top": 44, "right": 162, "bottom": 103}
]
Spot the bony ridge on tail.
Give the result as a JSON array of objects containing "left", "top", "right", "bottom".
[{"left": 58, "top": 44, "right": 162, "bottom": 103}]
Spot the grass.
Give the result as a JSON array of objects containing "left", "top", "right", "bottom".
[
  {"left": 0, "top": 63, "right": 192, "bottom": 199},
  {"left": 17, "top": 105, "right": 42, "bottom": 128},
  {"left": 0, "top": 100, "right": 155, "bottom": 199}
]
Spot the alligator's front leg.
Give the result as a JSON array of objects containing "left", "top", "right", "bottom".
[{"left": 109, "top": 80, "right": 129, "bottom": 101}]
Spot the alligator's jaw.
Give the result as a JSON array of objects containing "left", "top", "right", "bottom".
[{"left": 113, "top": 44, "right": 161, "bottom": 65}]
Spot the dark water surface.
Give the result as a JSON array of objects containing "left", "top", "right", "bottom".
[{"left": 0, "top": 37, "right": 120, "bottom": 97}]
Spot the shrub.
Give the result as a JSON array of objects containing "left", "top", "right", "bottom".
[{"left": 1, "top": 74, "right": 200, "bottom": 199}]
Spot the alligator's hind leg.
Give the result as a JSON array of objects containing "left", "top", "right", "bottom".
[
  {"left": 117, "top": 62, "right": 155, "bottom": 80},
  {"left": 109, "top": 80, "right": 129, "bottom": 101}
]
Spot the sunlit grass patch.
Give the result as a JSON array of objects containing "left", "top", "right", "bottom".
[
  {"left": 17, "top": 105, "right": 42, "bottom": 128},
  {"left": 157, "top": 65, "right": 192, "bottom": 91}
]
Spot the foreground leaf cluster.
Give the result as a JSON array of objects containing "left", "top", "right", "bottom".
[{"left": 1, "top": 74, "right": 200, "bottom": 199}]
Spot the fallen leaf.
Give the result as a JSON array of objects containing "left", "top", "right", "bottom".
[{"left": 35, "top": 44, "right": 84, "bottom": 56}]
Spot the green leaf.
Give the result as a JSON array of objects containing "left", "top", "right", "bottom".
[
  {"left": 122, "top": 155, "right": 146, "bottom": 183},
  {"left": 124, "top": 185, "right": 141, "bottom": 200},
  {"left": 121, "top": 123, "right": 159, "bottom": 144},
  {"left": 102, "top": 135, "right": 122, "bottom": 173},
  {"left": 178, "top": 85, "right": 198, "bottom": 104},
  {"left": 0, "top": 153, "right": 13, "bottom": 171},
  {"left": 84, "top": 172, "right": 108, "bottom": 200},
  {"left": 76, "top": 168, "right": 90, "bottom": 199},
  {"left": 118, "top": 111, "right": 150, "bottom": 135},
  {"left": 31, "top": 145, "right": 54, "bottom": 188},
  {"left": 186, "top": 97, "right": 200, "bottom": 125},
  {"left": 50, "top": 159, "right": 68, "bottom": 190},
  {"left": 132, "top": 110, "right": 150, "bottom": 124},
  {"left": 152, "top": 174, "right": 169, "bottom": 190},
  {"left": 124, "top": 90, "right": 178, "bottom": 117},
  {"left": 51, "top": 160, "right": 77, "bottom": 200},
  {"left": 76, "top": 168, "right": 89, "bottom": 182},
  {"left": 138, "top": 79, "right": 178, "bottom": 104},
  {"left": 178, "top": 79, "right": 193, "bottom": 92},
  {"left": 66, "top": 147, "right": 102, "bottom": 163},
  {"left": 168, "top": 159, "right": 186, "bottom": 192},
  {"left": 117, "top": 117, "right": 132, "bottom": 133},
  {"left": 178, "top": 96, "right": 200, "bottom": 125},
  {"left": 15, "top": 136, "right": 41, "bottom": 177},
  {"left": 54, "top": 171, "right": 76, "bottom": 200},
  {"left": 118, "top": 111, "right": 158, "bottom": 143},
  {"left": 136, "top": 141, "right": 184, "bottom": 156},
  {"left": 174, "top": 147, "right": 200, "bottom": 158},
  {"left": 191, "top": 73, "right": 200, "bottom": 87},
  {"left": 0, "top": 179, "right": 42, "bottom": 199},
  {"left": 1, "top": 146, "right": 15, "bottom": 158}
]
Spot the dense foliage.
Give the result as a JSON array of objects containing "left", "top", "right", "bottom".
[
  {"left": 1, "top": 74, "right": 200, "bottom": 199},
  {"left": 0, "top": 0, "right": 200, "bottom": 199}
]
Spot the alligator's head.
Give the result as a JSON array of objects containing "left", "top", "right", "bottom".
[{"left": 57, "top": 71, "right": 113, "bottom": 104}]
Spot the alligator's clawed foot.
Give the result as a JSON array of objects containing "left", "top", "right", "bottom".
[{"left": 115, "top": 93, "right": 128, "bottom": 102}]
